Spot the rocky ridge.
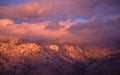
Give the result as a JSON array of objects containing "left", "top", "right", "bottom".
[{"left": 0, "top": 39, "right": 120, "bottom": 75}]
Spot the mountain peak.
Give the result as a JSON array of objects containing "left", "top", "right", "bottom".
[
  {"left": 47, "top": 44, "right": 59, "bottom": 51},
  {"left": 8, "top": 38, "right": 20, "bottom": 44}
]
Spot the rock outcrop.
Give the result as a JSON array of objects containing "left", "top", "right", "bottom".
[{"left": 47, "top": 44, "right": 59, "bottom": 51}]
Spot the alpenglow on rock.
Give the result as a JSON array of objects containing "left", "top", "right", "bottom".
[
  {"left": 0, "top": 39, "right": 120, "bottom": 75},
  {"left": 47, "top": 44, "right": 59, "bottom": 51}
]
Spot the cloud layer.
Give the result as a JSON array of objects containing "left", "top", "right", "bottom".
[
  {"left": 0, "top": 0, "right": 120, "bottom": 49},
  {"left": 0, "top": 0, "right": 120, "bottom": 20},
  {"left": 0, "top": 17, "right": 120, "bottom": 44}
]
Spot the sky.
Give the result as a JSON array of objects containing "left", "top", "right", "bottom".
[{"left": 0, "top": 0, "right": 120, "bottom": 47}]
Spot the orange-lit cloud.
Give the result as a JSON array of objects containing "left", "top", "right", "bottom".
[
  {"left": 0, "top": 2, "right": 53, "bottom": 20},
  {"left": 0, "top": 0, "right": 120, "bottom": 20},
  {"left": 0, "top": 19, "right": 75, "bottom": 41},
  {"left": 0, "top": 0, "right": 120, "bottom": 49},
  {"left": 0, "top": 17, "right": 120, "bottom": 45},
  {"left": 0, "top": 19, "right": 14, "bottom": 26}
]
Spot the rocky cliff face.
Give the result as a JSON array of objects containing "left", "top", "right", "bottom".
[{"left": 0, "top": 39, "right": 120, "bottom": 75}]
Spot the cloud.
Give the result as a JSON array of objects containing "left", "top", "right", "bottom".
[
  {"left": 0, "top": 0, "right": 119, "bottom": 20},
  {"left": 0, "top": 17, "right": 120, "bottom": 44},
  {"left": 0, "top": 0, "right": 120, "bottom": 49},
  {"left": 0, "top": 19, "right": 14, "bottom": 26},
  {"left": 0, "top": 19, "right": 74, "bottom": 41},
  {"left": 0, "top": 2, "right": 52, "bottom": 20}
]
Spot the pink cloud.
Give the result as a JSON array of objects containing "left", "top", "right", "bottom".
[
  {"left": 0, "top": 0, "right": 119, "bottom": 20},
  {"left": 0, "top": 0, "right": 92, "bottom": 20},
  {"left": 0, "top": 19, "right": 75, "bottom": 41},
  {"left": 0, "top": 19, "right": 14, "bottom": 26},
  {"left": 0, "top": 17, "right": 120, "bottom": 45}
]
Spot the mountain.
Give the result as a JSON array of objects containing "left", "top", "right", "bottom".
[
  {"left": 84, "top": 54, "right": 120, "bottom": 75},
  {"left": 0, "top": 38, "right": 120, "bottom": 75}
]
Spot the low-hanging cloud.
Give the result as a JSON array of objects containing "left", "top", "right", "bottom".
[
  {"left": 0, "top": 17, "right": 120, "bottom": 45},
  {"left": 0, "top": 19, "right": 74, "bottom": 41},
  {"left": 0, "top": 0, "right": 120, "bottom": 49}
]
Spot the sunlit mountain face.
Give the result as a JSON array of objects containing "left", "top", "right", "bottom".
[{"left": 0, "top": 0, "right": 120, "bottom": 75}]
